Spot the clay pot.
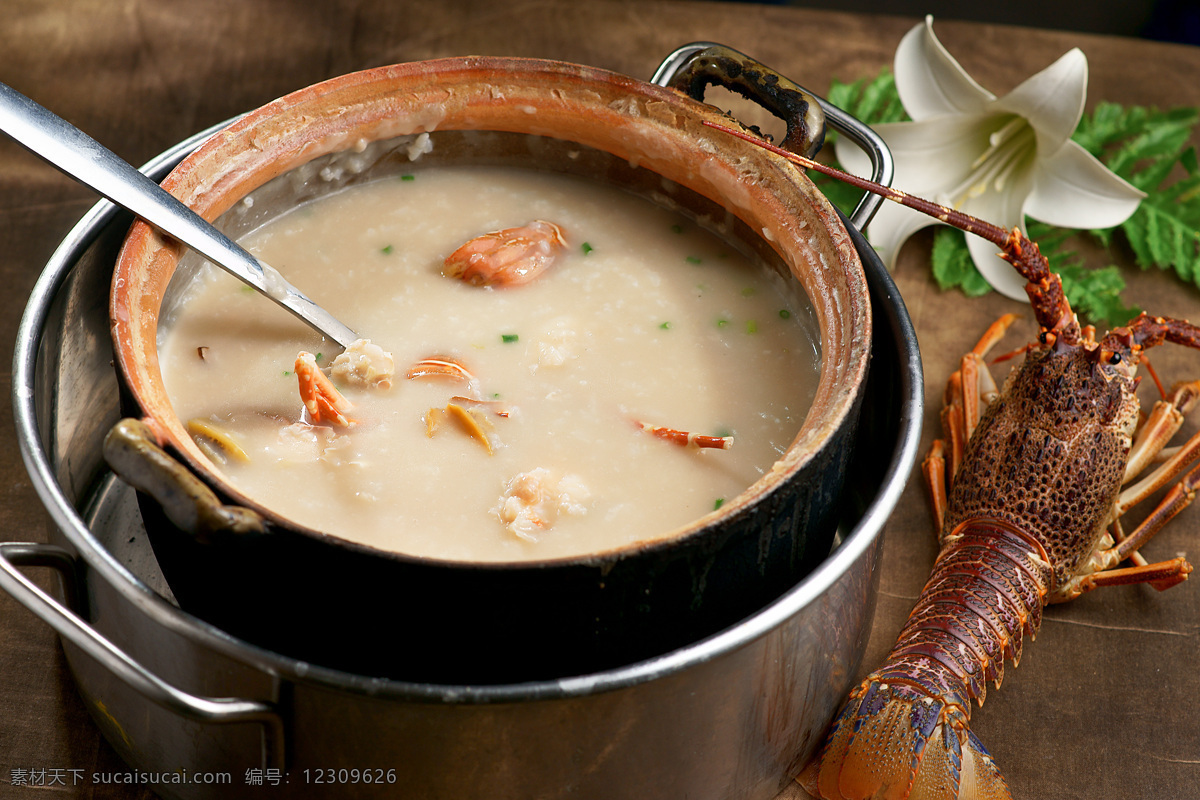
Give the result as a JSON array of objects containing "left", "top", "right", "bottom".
[{"left": 106, "top": 54, "right": 871, "bottom": 682}]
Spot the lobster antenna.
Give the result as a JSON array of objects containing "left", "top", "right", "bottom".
[
  {"left": 702, "top": 120, "right": 1012, "bottom": 249},
  {"left": 703, "top": 119, "right": 1084, "bottom": 345}
]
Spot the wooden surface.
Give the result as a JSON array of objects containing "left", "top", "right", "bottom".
[{"left": 1, "top": 2, "right": 1198, "bottom": 798}]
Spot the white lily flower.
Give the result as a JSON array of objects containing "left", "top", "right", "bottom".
[{"left": 837, "top": 15, "right": 1145, "bottom": 299}]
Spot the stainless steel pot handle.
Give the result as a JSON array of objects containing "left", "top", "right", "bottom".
[
  {"left": 0, "top": 541, "right": 286, "bottom": 769},
  {"left": 652, "top": 42, "right": 894, "bottom": 231}
]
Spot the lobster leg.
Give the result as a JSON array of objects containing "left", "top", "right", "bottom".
[
  {"left": 951, "top": 316, "right": 1017, "bottom": 445},
  {"left": 923, "top": 440, "right": 948, "bottom": 540},
  {"left": 1116, "top": 429, "right": 1200, "bottom": 516},
  {"left": 1055, "top": 425, "right": 1200, "bottom": 601},
  {"left": 940, "top": 372, "right": 966, "bottom": 482},
  {"left": 1114, "top": 461, "right": 1200, "bottom": 563},
  {"left": 1060, "top": 557, "right": 1193, "bottom": 598},
  {"left": 1123, "top": 382, "right": 1200, "bottom": 482},
  {"left": 924, "top": 315, "right": 1020, "bottom": 543}
]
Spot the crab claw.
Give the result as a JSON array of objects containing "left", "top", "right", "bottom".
[
  {"left": 296, "top": 351, "right": 354, "bottom": 426},
  {"left": 443, "top": 220, "right": 566, "bottom": 287}
]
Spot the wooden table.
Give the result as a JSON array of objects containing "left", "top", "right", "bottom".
[{"left": 1, "top": 2, "right": 1197, "bottom": 798}]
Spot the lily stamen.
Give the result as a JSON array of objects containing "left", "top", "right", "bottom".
[
  {"left": 976, "top": 127, "right": 1035, "bottom": 196},
  {"left": 947, "top": 122, "right": 1035, "bottom": 204},
  {"left": 972, "top": 115, "right": 1027, "bottom": 170}
]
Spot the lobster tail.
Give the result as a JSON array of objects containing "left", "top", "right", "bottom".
[
  {"left": 798, "top": 679, "right": 1011, "bottom": 800},
  {"left": 800, "top": 519, "right": 1052, "bottom": 799}
]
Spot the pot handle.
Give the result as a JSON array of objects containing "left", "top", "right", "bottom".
[
  {"left": 651, "top": 42, "right": 894, "bottom": 230},
  {"left": 103, "top": 417, "right": 266, "bottom": 544},
  {"left": 0, "top": 541, "right": 286, "bottom": 769}
]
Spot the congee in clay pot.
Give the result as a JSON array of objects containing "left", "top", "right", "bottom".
[{"left": 107, "top": 55, "right": 871, "bottom": 682}]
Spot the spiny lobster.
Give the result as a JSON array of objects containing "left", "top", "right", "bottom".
[{"left": 706, "top": 120, "right": 1200, "bottom": 799}]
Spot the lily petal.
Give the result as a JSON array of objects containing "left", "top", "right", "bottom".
[
  {"left": 832, "top": 15, "right": 1142, "bottom": 299},
  {"left": 962, "top": 165, "right": 1037, "bottom": 300},
  {"left": 836, "top": 115, "right": 994, "bottom": 197},
  {"left": 836, "top": 114, "right": 997, "bottom": 262},
  {"left": 967, "top": 234, "right": 1030, "bottom": 301},
  {"left": 989, "top": 48, "right": 1088, "bottom": 154},
  {"left": 894, "top": 16, "right": 994, "bottom": 121},
  {"left": 852, "top": 198, "right": 941, "bottom": 268},
  {"left": 1024, "top": 140, "right": 1146, "bottom": 228}
]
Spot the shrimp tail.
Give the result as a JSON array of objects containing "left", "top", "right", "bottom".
[{"left": 798, "top": 679, "right": 1011, "bottom": 800}]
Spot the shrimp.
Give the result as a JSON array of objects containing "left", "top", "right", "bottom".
[{"left": 443, "top": 220, "right": 566, "bottom": 287}]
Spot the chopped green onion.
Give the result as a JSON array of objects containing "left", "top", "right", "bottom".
[
  {"left": 314, "top": 353, "right": 323, "bottom": 362},
  {"left": 716, "top": 318, "right": 729, "bottom": 328},
  {"left": 779, "top": 308, "right": 791, "bottom": 319},
  {"left": 381, "top": 244, "right": 394, "bottom": 255},
  {"left": 671, "top": 224, "right": 684, "bottom": 234},
  {"left": 713, "top": 498, "right": 725, "bottom": 511},
  {"left": 659, "top": 321, "right": 672, "bottom": 330},
  {"left": 282, "top": 370, "right": 291, "bottom": 377},
  {"left": 686, "top": 255, "right": 702, "bottom": 265},
  {"left": 740, "top": 287, "right": 755, "bottom": 297},
  {"left": 501, "top": 333, "right": 519, "bottom": 344},
  {"left": 746, "top": 320, "right": 758, "bottom": 334},
  {"left": 400, "top": 174, "right": 416, "bottom": 181},
  {"left": 581, "top": 242, "right": 594, "bottom": 255}
]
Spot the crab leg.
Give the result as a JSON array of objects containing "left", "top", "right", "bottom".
[
  {"left": 296, "top": 351, "right": 354, "bottom": 426},
  {"left": 637, "top": 422, "right": 733, "bottom": 450}
]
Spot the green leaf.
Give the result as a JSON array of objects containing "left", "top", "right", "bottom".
[
  {"left": 930, "top": 229, "right": 991, "bottom": 296},
  {"left": 826, "top": 70, "right": 908, "bottom": 127},
  {"left": 1071, "top": 101, "right": 1128, "bottom": 156},
  {"left": 926, "top": 223, "right": 1136, "bottom": 327},
  {"left": 1074, "top": 104, "right": 1198, "bottom": 171},
  {"left": 814, "top": 71, "right": 909, "bottom": 218},
  {"left": 1076, "top": 103, "right": 1200, "bottom": 287},
  {"left": 1058, "top": 263, "right": 1141, "bottom": 327},
  {"left": 1182, "top": 146, "right": 1199, "bottom": 175},
  {"left": 1118, "top": 172, "right": 1200, "bottom": 285}
]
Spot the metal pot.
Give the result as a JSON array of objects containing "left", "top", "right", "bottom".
[
  {"left": 1, "top": 49, "right": 920, "bottom": 799},
  {"left": 100, "top": 45, "right": 885, "bottom": 683}
]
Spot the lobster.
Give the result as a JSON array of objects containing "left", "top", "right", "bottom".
[{"left": 705, "top": 121, "right": 1200, "bottom": 799}]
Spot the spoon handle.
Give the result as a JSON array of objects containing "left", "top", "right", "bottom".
[{"left": 0, "top": 82, "right": 358, "bottom": 348}]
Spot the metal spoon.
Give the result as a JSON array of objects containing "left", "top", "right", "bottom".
[{"left": 0, "top": 82, "right": 358, "bottom": 349}]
